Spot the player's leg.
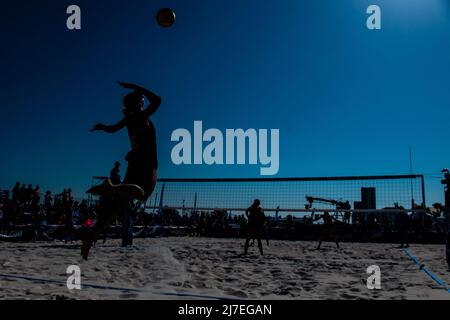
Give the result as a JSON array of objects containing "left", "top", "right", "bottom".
[
  {"left": 244, "top": 237, "right": 251, "bottom": 254},
  {"left": 81, "top": 218, "right": 107, "bottom": 260},
  {"left": 331, "top": 228, "right": 339, "bottom": 248},
  {"left": 120, "top": 162, "right": 141, "bottom": 246},
  {"left": 121, "top": 164, "right": 157, "bottom": 246},
  {"left": 244, "top": 230, "right": 253, "bottom": 254},
  {"left": 121, "top": 200, "right": 134, "bottom": 247},
  {"left": 257, "top": 237, "right": 263, "bottom": 255},
  {"left": 265, "top": 227, "right": 270, "bottom": 246},
  {"left": 317, "top": 228, "right": 326, "bottom": 249},
  {"left": 142, "top": 168, "right": 158, "bottom": 200},
  {"left": 81, "top": 195, "right": 128, "bottom": 259}
]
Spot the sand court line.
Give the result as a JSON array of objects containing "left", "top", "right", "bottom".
[
  {"left": 0, "top": 272, "right": 240, "bottom": 300},
  {"left": 402, "top": 249, "right": 450, "bottom": 294}
]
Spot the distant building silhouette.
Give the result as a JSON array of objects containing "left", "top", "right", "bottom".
[{"left": 354, "top": 187, "right": 376, "bottom": 210}]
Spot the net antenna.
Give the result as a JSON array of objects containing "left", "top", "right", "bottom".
[
  {"left": 193, "top": 192, "right": 198, "bottom": 216},
  {"left": 158, "top": 182, "right": 165, "bottom": 216},
  {"left": 409, "top": 146, "right": 415, "bottom": 209},
  {"left": 152, "top": 192, "right": 158, "bottom": 213}
]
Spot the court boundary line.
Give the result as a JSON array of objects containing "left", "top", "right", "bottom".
[
  {"left": 0, "top": 273, "right": 239, "bottom": 300},
  {"left": 403, "top": 249, "right": 450, "bottom": 294}
]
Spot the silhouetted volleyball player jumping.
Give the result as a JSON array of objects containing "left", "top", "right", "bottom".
[{"left": 81, "top": 82, "right": 161, "bottom": 260}]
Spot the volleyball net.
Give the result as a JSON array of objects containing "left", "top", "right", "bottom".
[{"left": 146, "top": 175, "right": 426, "bottom": 217}]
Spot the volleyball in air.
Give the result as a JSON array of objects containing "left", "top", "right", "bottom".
[{"left": 156, "top": 8, "right": 176, "bottom": 28}]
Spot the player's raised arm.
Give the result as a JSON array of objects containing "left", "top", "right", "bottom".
[
  {"left": 91, "top": 118, "right": 126, "bottom": 133},
  {"left": 141, "top": 88, "right": 162, "bottom": 117},
  {"left": 118, "top": 81, "right": 161, "bottom": 117}
]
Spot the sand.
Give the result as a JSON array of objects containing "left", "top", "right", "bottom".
[{"left": 0, "top": 237, "right": 449, "bottom": 300}]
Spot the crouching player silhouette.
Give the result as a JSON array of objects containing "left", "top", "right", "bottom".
[{"left": 81, "top": 82, "right": 161, "bottom": 260}]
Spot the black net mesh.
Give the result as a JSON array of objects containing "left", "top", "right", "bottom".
[{"left": 146, "top": 175, "right": 425, "bottom": 215}]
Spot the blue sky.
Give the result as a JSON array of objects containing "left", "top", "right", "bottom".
[{"left": 1, "top": 0, "right": 449, "bottom": 205}]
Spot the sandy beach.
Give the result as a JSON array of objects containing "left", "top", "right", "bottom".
[{"left": 0, "top": 237, "right": 449, "bottom": 300}]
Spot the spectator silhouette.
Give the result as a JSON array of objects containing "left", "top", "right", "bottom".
[
  {"left": 31, "top": 185, "right": 41, "bottom": 213},
  {"left": 12, "top": 182, "right": 20, "bottom": 204},
  {"left": 25, "top": 184, "right": 33, "bottom": 205},
  {"left": 110, "top": 161, "right": 121, "bottom": 185},
  {"left": 19, "top": 184, "right": 27, "bottom": 204}
]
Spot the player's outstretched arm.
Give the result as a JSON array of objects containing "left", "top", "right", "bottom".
[
  {"left": 118, "top": 81, "right": 161, "bottom": 117},
  {"left": 91, "top": 119, "right": 126, "bottom": 133}
]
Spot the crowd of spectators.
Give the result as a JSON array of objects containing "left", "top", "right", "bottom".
[
  {"left": 0, "top": 182, "right": 251, "bottom": 236},
  {"left": 135, "top": 208, "right": 249, "bottom": 237},
  {"left": 0, "top": 182, "right": 96, "bottom": 227}
]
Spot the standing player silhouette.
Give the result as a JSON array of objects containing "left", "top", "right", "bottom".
[
  {"left": 244, "top": 199, "right": 266, "bottom": 256},
  {"left": 81, "top": 82, "right": 161, "bottom": 260},
  {"left": 316, "top": 211, "right": 340, "bottom": 250}
]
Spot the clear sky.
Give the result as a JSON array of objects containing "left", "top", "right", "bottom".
[{"left": 1, "top": 0, "right": 449, "bottom": 205}]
